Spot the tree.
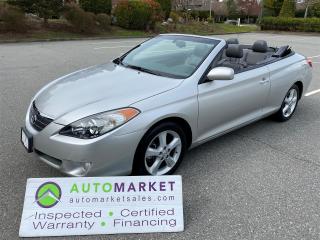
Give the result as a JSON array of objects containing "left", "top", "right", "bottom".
[
  {"left": 310, "top": 1, "right": 320, "bottom": 17},
  {"left": 155, "top": 0, "right": 171, "bottom": 19},
  {"left": 213, "top": 0, "right": 228, "bottom": 21},
  {"left": 263, "top": 0, "right": 284, "bottom": 16},
  {"left": 239, "top": 0, "right": 261, "bottom": 19},
  {"left": 303, "top": 0, "right": 320, "bottom": 18},
  {"left": 79, "top": 0, "right": 112, "bottom": 15},
  {"left": 279, "top": 0, "right": 296, "bottom": 17},
  {"left": 8, "top": 0, "right": 63, "bottom": 24},
  {"left": 226, "top": 0, "right": 239, "bottom": 19}
]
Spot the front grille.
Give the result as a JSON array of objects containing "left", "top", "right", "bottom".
[{"left": 29, "top": 102, "right": 53, "bottom": 131}]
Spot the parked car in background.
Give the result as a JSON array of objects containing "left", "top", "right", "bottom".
[
  {"left": 224, "top": 19, "right": 238, "bottom": 25},
  {"left": 21, "top": 34, "right": 312, "bottom": 177}
]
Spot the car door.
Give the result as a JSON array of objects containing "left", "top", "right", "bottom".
[{"left": 196, "top": 66, "right": 270, "bottom": 142}]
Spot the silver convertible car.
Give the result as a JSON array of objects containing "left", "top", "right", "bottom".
[{"left": 21, "top": 34, "right": 312, "bottom": 176}]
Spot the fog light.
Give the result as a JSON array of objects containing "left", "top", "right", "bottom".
[{"left": 61, "top": 160, "right": 92, "bottom": 176}]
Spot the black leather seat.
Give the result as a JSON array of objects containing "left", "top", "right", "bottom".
[
  {"left": 222, "top": 38, "right": 240, "bottom": 59},
  {"left": 218, "top": 44, "right": 247, "bottom": 72},
  {"left": 244, "top": 40, "right": 270, "bottom": 65},
  {"left": 226, "top": 38, "right": 239, "bottom": 45}
]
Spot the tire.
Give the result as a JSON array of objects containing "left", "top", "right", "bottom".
[
  {"left": 273, "top": 84, "right": 300, "bottom": 122},
  {"left": 132, "top": 122, "right": 187, "bottom": 176}
]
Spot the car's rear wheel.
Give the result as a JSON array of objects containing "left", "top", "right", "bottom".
[
  {"left": 132, "top": 122, "right": 187, "bottom": 176},
  {"left": 274, "top": 84, "right": 299, "bottom": 122}
]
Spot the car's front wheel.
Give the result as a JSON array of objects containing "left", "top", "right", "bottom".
[
  {"left": 274, "top": 84, "right": 300, "bottom": 122},
  {"left": 133, "top": 122, "right": 187, "bottom": 176}
]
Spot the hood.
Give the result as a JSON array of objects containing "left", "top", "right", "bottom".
[{"left": 34, "top": 63, "right": 183, "bottom": 123}]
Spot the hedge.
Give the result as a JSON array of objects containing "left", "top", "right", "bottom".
[
  {"left": 64, "top": 4, "right": 97, "bottom": 33},
  {"left": 114, "top": 0, "right": 161, "bottom": 30},
  {"left": 96, "top": 13, "right": 111, "bottom": 30},
  {"left": 260, "top": 17, "right": 320, "bottom": 32}
]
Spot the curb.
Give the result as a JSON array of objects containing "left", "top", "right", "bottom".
[
  {"left": 0, "top": 35, "right": 155, "bottom": 44},
  {"left": 0, "top": 31, "right": 256, "bottom": 44},
  {"left": 259, "top": 30, "right": 320, "bottom": 37}
]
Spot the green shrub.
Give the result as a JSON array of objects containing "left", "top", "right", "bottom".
[
  {"left": 114, "top": 0, "right": 149, "bottom": 30},
  {"left": 64, "top": 4, "right": 96, "bottom": 33},
  {"left": 260, "top": 17, "right": 320, "bottom": 32},
  {"left": 114, "top": 0, "right": 161, "bottom": 30},
  {"left": 169, "top": 11, "right": 179, "bottom": 23},
  {"left": 96, "top": 13, "right": 111, "bottom": 30},
  {"left": 0, "top": 3, "right": 27, "bottom": 32},
  {"left": 145, "top": 0, "right": 162, "bottom": 28},
  {"left": 189, "top": 10, "right": 199, "bottom": 20},
  {"left": 79, "top": 0, "right": 112, "bottom": 14},
  {"left": 155, "top": 0, "right": 171, "bottom": 19},
  {"left": 190, "top": 10, "right": 210, "bottom": 21},
  {"left": 198, "top": 11, "right": 210, "bottom": 20},
  {"left": 8, "top": 0, "right": 63, "bottom": 23}
]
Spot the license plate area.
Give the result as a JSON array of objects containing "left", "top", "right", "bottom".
[{"left": 21, "top": 127, "right": 33, "bottom": 153}]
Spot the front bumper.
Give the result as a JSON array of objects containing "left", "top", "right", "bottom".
[{"left": 25, "top": 118, "right": 144, "bottom": 176}]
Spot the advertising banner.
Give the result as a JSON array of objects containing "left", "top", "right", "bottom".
[{"left": 19, "top": 176, "right": 184, "bottom": 237}]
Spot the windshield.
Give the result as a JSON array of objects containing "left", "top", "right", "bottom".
[{"left": 119, "top": 35, "right": 220, "bottom": 79}]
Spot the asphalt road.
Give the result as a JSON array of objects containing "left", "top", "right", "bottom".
[{"left": 1, "top": 32, "right": 320, "bottom": 240}]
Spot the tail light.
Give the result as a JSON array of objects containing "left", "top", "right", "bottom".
[{"left": 307, "top": 58, "right": 313, "bottom": 67}]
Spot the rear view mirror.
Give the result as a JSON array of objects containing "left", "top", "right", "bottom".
[{"left": 207, "top": 67, "right": 234, "bottom": 81}]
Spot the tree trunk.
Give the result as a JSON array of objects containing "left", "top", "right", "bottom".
[{"left": 304, "top": 4, "right": 309, "bottom": 18}]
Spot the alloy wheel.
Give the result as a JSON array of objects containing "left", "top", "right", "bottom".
[
  {"left": 144, "top": 130, "right": 182, "bottom": 175},
  {"left": 282, "top": 88, "right": 298, "bottom": 118}
]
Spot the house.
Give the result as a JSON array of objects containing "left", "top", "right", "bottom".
[{"left": 172, "top": 0, "right": 261, "bottom": 22}]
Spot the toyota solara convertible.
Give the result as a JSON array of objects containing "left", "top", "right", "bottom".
[{"left": 21, "top": 34, "right": 313, "bottom": 176}]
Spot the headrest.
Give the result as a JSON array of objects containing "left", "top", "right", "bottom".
[
  {"left": 193, "top": 45, "right": 209, "bottom": 57},
  {"left": 252, "top": 40, "right": 268, "bottom": 53},
  {"left": 226, "top": 38, "right": 239, "bottom": 45},
  {"left": 226, "top": 44, "right": 243, "bottom": 58}
]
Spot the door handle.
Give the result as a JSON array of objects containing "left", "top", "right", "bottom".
[{"left": 260, "top": 77, "right": 269, "bottom": 84}]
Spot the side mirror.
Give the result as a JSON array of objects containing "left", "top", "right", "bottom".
[{"left": 206, "top": 67, "right": 234, "bottom": 81}]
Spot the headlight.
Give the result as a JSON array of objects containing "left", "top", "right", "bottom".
[{"left": 59, "top": 108, "right": 140, "bottom": 139}]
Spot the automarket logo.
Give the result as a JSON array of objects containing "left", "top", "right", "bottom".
[{"left": 35, "top": 182, "right": 62, "bottom": 208}]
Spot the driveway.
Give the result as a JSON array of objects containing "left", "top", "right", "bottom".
[{"left": 1, "top": 32, "right": 320, "bottom": 239}]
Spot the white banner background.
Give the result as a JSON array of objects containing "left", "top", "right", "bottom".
[{"left": 19, "top": 176, "right": 184, "bottom": 237}]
